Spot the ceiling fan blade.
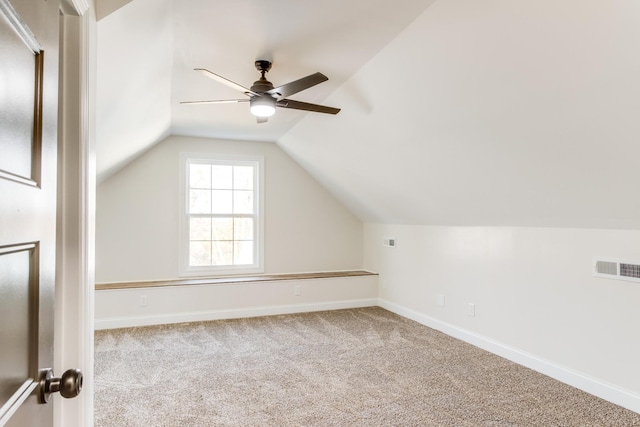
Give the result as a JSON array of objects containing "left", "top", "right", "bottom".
[
  {"left": 277, "top": 99, "right": 340, "bottom": 115},
  {"left": 195, "top": 68, "right": 258, "bottom": 96},
  {"left": 267, "top": 72, "right": 328, "bottom": 99},
  {"left": 180, "top": 99, "right": 249, "bottom": 105},
  {"left": 257, "top": 116, "right": 268, "bottom": 124}
]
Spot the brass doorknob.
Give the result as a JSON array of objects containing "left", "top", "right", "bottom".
[{"left": 38, "top": 368, "right": 83, "bottom": 403}]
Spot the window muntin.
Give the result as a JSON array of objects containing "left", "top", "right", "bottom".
[{"left": 181, "top": 155, "right": 263, "bottom": 275}]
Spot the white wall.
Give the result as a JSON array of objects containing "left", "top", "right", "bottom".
[
  {"left": 365, "top": 224, "right": 640, "bottom": 411},
  {"left": 95, "top": 135, "right": 363, "bottom": 283},
  {"left": 95, "top": 275, "right": 378, "bottom": 329}
]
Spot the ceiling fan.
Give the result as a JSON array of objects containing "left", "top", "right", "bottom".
[{"left": 180, "top": 60, "right": 341, "bottom": 123}]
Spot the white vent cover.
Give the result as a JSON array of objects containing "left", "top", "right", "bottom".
[
  {"left": 382, "top": 237, "right": 396, "bottom": 248},
  {"left": 595, "top": 260, "right": 617, "bottom": 276},
  {"left": 593, "top": 257, "right": 640, "bottom": 283}
]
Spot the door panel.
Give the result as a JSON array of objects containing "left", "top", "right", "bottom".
[
  {"left": 0, "top": 0, "right": 59, "bottom": 426},
  {"left": 0, "top": 14, "right": 39, "bottom": 181},
  {"left": 0, "top": 244, "right": 35, "bottom": 404},
  {"left": 0, "top": 244, "right": 39, "bottom": 426}
]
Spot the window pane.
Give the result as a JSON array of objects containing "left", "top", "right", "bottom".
[
  {"left": 233, "top": 190, "right": 253, "bottom": 214},
  {"left": 234, "top": 218, "right": 253, "bottom": 240},
  {"left": 190, "top": 164, "right": 211, "bottom": 189},
  {"left": 190, "top": 217, "right": 211, "bottom": 240},
  {"left": 189, "top": 189, "right": 211, "bottom": 214},
  {"left": 212, "top": 165, "right": 233, "bottom": 189},
  {"left": 211, "top": 190, "right": 233, "bottom": 213},
  {"left": 190, "top": 241, "right": 211, "bottom": 266},
  {"left": 212, "top": 217, "right": 233, "bottom": 240},
  {"left": 212, "top": 241, "right": 233, "bottom": 265},
  {"left": 211, "top": 190, "right": 232, "bottom": 214},
  {"left": 234, "top": 241, "right": 254, "bottom": 265},
  {"left": 234, "top": 166, "right": 254, "bottom": 190}
]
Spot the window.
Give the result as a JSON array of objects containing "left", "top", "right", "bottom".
[{"left": 180, "top": 154, "right": 264, "bottom": 276}]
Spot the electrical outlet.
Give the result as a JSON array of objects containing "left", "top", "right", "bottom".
[
  {"left": 139, "top": 295, "right": 148, "bottom": 307},
  {"left": 294, "top": 285, "right": 301, "bottom": 296},
  {"left": 468, "top": 303, "right": 475, "bottom": 317},
  {"left": 383, "top": 237, "right": 397, "bottom": 248},
  {"left": 436, "top": 294, "right": 445, "bottom": 307}
]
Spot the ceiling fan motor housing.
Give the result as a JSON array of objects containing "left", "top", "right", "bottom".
[{"left": 250, "top": 79, "right": 275, "bottom": 94}]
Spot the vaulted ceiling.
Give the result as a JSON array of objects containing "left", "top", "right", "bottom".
[
  {"left": 96, "top": 0, "right": 437, "bottom": 179},
  {"left": 97, "top": 0, "right": 640, "bottom": 229}
]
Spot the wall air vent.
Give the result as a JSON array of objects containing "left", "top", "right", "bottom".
[
  {"left": 620, "top": 263, "right": 640, "bottom": 280},
  {"left": 382, "top": 237, "right": 396, "bottom": 248},
  {"left": 593, "top": 257, "right": 640, "bottom": 283}
]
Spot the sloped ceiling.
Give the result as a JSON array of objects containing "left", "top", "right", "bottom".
[
  {"left": 97, "top": 0, "right": 640, "bottom": 229},
  {"left": 96, "top": 0, "right": 437, "bottom": 180},
  {"left": 96, "top": 0, "right": 172, "bottom": 179},
  {"left": 279, "top": 0, "right": 640, "bottom": 228}
]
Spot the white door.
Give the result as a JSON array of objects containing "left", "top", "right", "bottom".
[{"left": 0, "top": 0, "right": 78, "bottom": 425}]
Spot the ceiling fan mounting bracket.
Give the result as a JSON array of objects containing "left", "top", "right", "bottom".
[{"left": 255, "top": 60, "right": 272, "bottom": 75}]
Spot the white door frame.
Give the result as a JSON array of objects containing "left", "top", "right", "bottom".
[{"left": 55, "top": 1, "right": 95, "bottom": 426}]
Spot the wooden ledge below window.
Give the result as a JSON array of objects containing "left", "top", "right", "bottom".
[{"left": 95, "top": 270, "right": 378, "bottom": 291}]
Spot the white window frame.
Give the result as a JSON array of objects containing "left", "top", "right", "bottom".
[{"left": 179, "top": 152, "right": 265, "bottom": 277}]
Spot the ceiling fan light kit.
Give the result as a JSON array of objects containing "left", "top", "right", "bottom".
[
  {"left": 250, "top": 96, "right": 276, "bottom": 117},
  {"left": 181, "top": 60, "right": 340, "bottom": 123}
]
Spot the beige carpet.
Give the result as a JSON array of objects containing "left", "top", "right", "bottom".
[{"left": 94, "top": 307, "right": 640, "bottom": 426}]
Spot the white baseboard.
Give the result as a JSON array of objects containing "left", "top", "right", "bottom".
[
  {"left": 378, "top": 298, "right": 640, "bottom": 414},
  {"left": 94, "top": 298, "right": 378, "bottom": 330}
]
